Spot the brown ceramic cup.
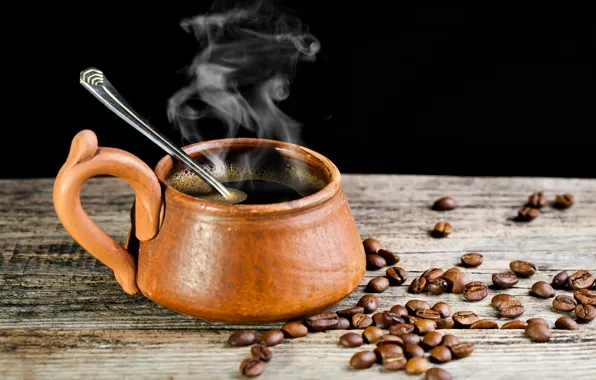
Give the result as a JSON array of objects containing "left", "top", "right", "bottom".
[{"left": 53, "top": 130, "right": 365, "bottom": 323}]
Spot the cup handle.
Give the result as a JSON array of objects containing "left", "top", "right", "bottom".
[{"left": 53, "top": 130, "right": 162, "bottom": 294}]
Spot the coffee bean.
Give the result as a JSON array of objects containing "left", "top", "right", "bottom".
[
  {"left": 442, "top": 267, "right": 467, "bottom": 293},
  {"left": 366, "top": 276, "right": 390, "bottom": 293},
  {"left": 568, "top": 270, "right": 595, "bottom": 290},
  {"left": 403, "top": 315, "right": 419, "bottom": 324},
  {"left": 404, "top": 343, "right": 425, "bottom": 358},
  {"left": 305, "top": 312, "right": 338, "bottom": 332},
  {"left": 432, "top": 196, "right": 458, "bottom": 211},
  {"left": 552, "top": 270, "right": 570, "bottom": 289},
  {"left": 527, "top": 191, "right": 547, "bottom": 208},
  {"left": 349, "top": 350, "right": 376, "bottom": 369},
  {"left": 337, "top": 317, "right": 350, "bottom": 330},
  {"left": 372, "top": 312, "right": 387, "bottom": 328},
  {"left": 432, "top": 302, "right": 452, "bottom": 318},
  {"left": 357, "top": 294, "right": 380, "bottom": 314},
  {"left": 436, "top": 319, "right": 455, "bottom": 329},
  {"left": 491, "top": 294, "right": 516, "bottom": 309},
  {"left": 389, "top": 304, "right": 409, "bottom": 318},
  {"left": 337, "top": 306, "right": 364, "bottom": 318},
  {"left": 377, "top": 249, "right": 400, "bottom": 265},
  {"left": 510, "top": 260, "right": 537, "bottom": 277},
  {"left": 414, "top": 319, "right": 437, "bottom": 335},
  {"left": 422, "top": 268, "right": 445, "bottom": 281},
  {"left": 452, "top": 311, "right": 479, "bottom": 328},
  {"left": 531, "top": 281, "right": 556, "bottom": 298},
  {"left": 352, "top": 313, "right": 373, "bottom": 329},
  {"left": 450, "top": 342, "right": 475, "bottom": 358},
  {"left": 398, "top": 333, "right": 421, "bottom": 345},
  {"left": 386, "top": 267, "right": 408, "bottom": 286},
  {"left": 239, "top": 357, "right": 266, "bottom": 377},
  {"left": 501, "top": 320, "right": 528, "bottom": 329},
  {"left": 250, "top": 345, "right": 272, "bottom": 362},
  {"left": 376, "top": 335, "right": 404, "bottom": 346},
  {"left": 463, "top": 281, "right": 489, "bottom": 301},
  {"left": 432, "top": 222, "right": 453, "bottom": 238},
  {"left": 461, "top": 253, "right": 483, "bottom": 267},
  {"left": 409, "top": 277, "right": 427, "bottom": 294},
  {"left": 426, "top": 367, "right": 453, "bottom": 380},
  {"left": 470, "top": 319, "right": 499, "bottom": 329},
  {"left": 382, "top": 355, "right": 408, "bottom": 371},
  {"left": 555, "top": 316, "right": 579, "bottom": 330},
  {"left": 416, "top": 309, "right": 442, "bottom": 321},
  {"left": 281, "top": 322, "right": 308, "bottom": 338},
  {"left": 421, "top": 331, "right": 443, "bottom": 350},
  {"left": 554, "top": 193, "right": 575, "bottom": 209},
  {"left": 229, "top": 330, "right": 258, "bottom": 347},
  {"left": 427, "top": 279, "right": 447, "bottom": 295},
  {"left": 374, "top": 344, "right": 403, "bottom": 363},
  {"left": 362, "top": 326, "right": 384, "bottom": 344},
  {"left": 406, "top": 299, "right": 431, "bottom": 315},
  {"left": 492, "top": 273, "right": 519, "bottom": 289},
  {"left": 406, "top": 357, "right": 430, "bottom": 374},
  {"left": 517, "top": 207, "right": 540, "bottom": 221},
  {"left": 259, "top": 330, "right": 284, "bottom": 346},
  {"left": 575, "top": 304, "right": 596, "bottom": 323},
  {"left": 574, "top": 289, "right": 596, "bottom": 306},
  {"left": 390, "top": 323, "right": 415, "bottom": 335},
  {"left": 366, "top": 254, "right": 386, "bottom": 270},
  {"left": 552, "top": 295, "right": 577, "bottom": 312},
  {"left": 498, "top": 300, "right": 525, "bottom": 318},
  {"left": 362, "top": 238, "right": 382, "bottom": 255},
  {"left": 526, "top": 318, "right": 549, "bottom": 327},
  {"left": 339, "top": 332, "right": 364, "bottom": 347},
  {"left": 430, "top": 346, "right": 452, "bottom": 363},
  {"left": 525, "top": 323, "right": 551, "bottom": 342},
  {"left": 441, "top": 334, "right": 460, "bottom": 348},
  {"left": 382, "top": 311, "right": 404, "bottom": 326}
]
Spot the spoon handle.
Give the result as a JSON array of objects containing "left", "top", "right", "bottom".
[{"left": 79, "top": 67, "right": 230, "bottom": 198}]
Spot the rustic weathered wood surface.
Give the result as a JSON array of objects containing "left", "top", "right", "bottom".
[{"left": 1, "top": 175, "right": 595, "bottom": 379}]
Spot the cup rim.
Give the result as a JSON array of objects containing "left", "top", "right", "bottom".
[{"left": 153, "top": 138, "right": 341, "bottom": 214}]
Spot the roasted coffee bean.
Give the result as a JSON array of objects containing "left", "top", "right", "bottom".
[
  {"left": 406, "top": 299, "right": 431, "bottom": 315},
  {"left": 492, "top": 273, "right": 519, "bottom": 289},
  {"left": 390, "top": 323, "right": 415, "bottom": 335},
  {"left": 432, "top": 221, "right": 453, "bottom": 238},
  {"left": 427, "top": 279, "right": 447, "bottom": 295},
  {"left": 426, "top": 367, "right": 453, "bottom": 380},
  {"left": 555, "top": 316, "right": 579, "bottom": 330},
  {"left": 525, "top": 323, "right": 551, "bottom": 342},
  {"left": 409, "top": 277, "right": 427, "bottom": 294},
  {"left": 352, "top": 313, "right": 373, "bottom": 329},
  {"left": 229, "top": 330, "right": 258, "bottom": 347},
  {"left": 416, "top": 309, "right": 442, "bottom": 321},
  {"left": 450, "top": 342, "right": 475, "bottom": 358},
  {"left": 491, "top": 294, "right": 516, "bottom": 309},
  {"left": 422, "top": 268, "right": 445, "bottom": 281},
  {"left": 404, "top": 343, "right": 425, "bottom": 358},
  {"left": 501, "top": 320, "right": 528, "bottom": 329},
  {"left": 382, "top": 355, "right": 408, "bottom": 371},
  {"left": 251, "top": 345, "right": 272, "bottom": 362},
  {"left": 441, "top": 334, "right": 460, "bottom": 348},
  {"left": 510, "top": 260, "right": 537, "bottom": 277},
  {"left": 463, "top": 281, "right": 489, "bottom": 301},
  {"left": 378, "top": 249, "right": 400, "bottom": 265},
  {"left": 337, "top": 317, "right": 350, "bottom": 330},
  {"left": 382, "top": 311, "right": 404, "bottom": 326},
  {"left": 470, "top": 319, "right": 499, "bottom": 329},
  {"left": 414, "top": 319, "right": 437, "bottom": 335},
  {"left": 531, "top": 281, "right": 556, "bottom": 298},
  {"left": 362, "top": 238, "right": 382, "bottom": 255},
  {"left": 362, "top": 326, "right": 384, "bottom": 344},
  {"left": 460, "top": 253, "right": 483, "bottom": 267},
  {"left": 402, "top": 315, "right": 419, "bottom": 324},
  {"left": 421, "top": 331, "right": 443, "bottom": 350},
  {"left": 432, "top": 196, "right": 458, "bottom": 211},
  {"left": 568, "top": 270, "right": 595, "bottom": 290},
  {"left": 574, "top": 289, "right": 596, "bottom": 306},
  {"left": 339, "top": 332, "right": 364, "bottom": 347},
  {"left": 357, "top": 294, "right": 380, "bottom": 314},
  {"left": 527, "top": 191, "right": 547, "bottom": 208},
  {"left": 239, "top": 357, "right": 266, "bottom": 377},
  {"left": 372, "top": 312, "right": 387, "bottom": 328},
  {"left": 398, "top": 333, "right": 421, "bottom": 345},
  {"left": 374, "top": 344, "right": 403, "bottom": 363},
  {"left": 452, "top": 311, "right": 479, "bottom": 328},
  {"left": 432, "top": 302, "right": 452, "bottom": 318},
  {"left": 575, "top": 304, "right": 596, "bottom": 323},
  {"left": 349, "top": 350, "right": 376, "bottom": 369},
  {"left": 436, "top": 318, "right": 455, "bottom": 329},
  {"left": 337, "top": 306, "right": 364, "bottom": 318},
  {"left": 259, "top": 330, "right": 284, "bottom": 346},
  {"left": 366, "top": 276, "right": 390, "bottom": 293},
  {"left": 389, "top": 304, "right": 409, "bottom": 318},
  {"left": 406, "top": 357, "right": 430, "bottom": 375},
  {"left": 552, "top": 270, "right": 570, "bottom": 289},
  {"left": 498, "top": 300, "right": 525, "bottom": 318},
  {"left": 554, "top": 193, "right": 575, "bottom": 209},
  {"left": 386, "top": 267, "right": 408, "bottom": 286},
  {"left": 526, "top": 318, "right": 549, "bottom": 327},
  {"left": 442, "top": 267, "right": 467, "bottom": 293},
  {"left": 305, "top": 312, "right": 338, "bottom": 332},
  {"left": 376, "top": 335, "right": 404, "bottom": 346},
  {"left": 430, "top": 346, "right": 452, "bottom": 363},
  {"left": 366, "top": 254, "right": 386, "bottom": 270},
  {"left": 517, "top": 207, "right": 540, "bottom": 221},
  {"left": 281, "top": 322, "right": 308, "bottom": 338}
]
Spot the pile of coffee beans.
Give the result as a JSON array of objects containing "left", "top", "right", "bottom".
[
  {"left": 550, "top": 270, "right": 596, "bottom": 323},
  {"left": 516, "top": 191, "right": 575, "bottom": 222}
]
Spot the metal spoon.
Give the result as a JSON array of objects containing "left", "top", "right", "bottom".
[{"left": 79, "top": 67, "right": 247, "bottom": 204}]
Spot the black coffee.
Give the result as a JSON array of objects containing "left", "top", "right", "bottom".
[{"left": 222, "top": 179, "right": 303, "bottom": 204}]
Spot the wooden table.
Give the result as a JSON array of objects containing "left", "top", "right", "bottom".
[{"left": 1, "top": 175, "right": 595, "bottom": 379}]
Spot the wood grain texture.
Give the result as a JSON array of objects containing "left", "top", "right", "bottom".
[{"left": 1, "top": 175, "right": 595, "bottom": 379}]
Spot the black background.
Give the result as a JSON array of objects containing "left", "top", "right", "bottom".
[{"left": 7, "top": 2, "right": 595, "bottom": 178}]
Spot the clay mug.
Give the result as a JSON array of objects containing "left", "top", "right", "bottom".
[{"left": 53, "top": 129, "right": 365, "bottom": 323}]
